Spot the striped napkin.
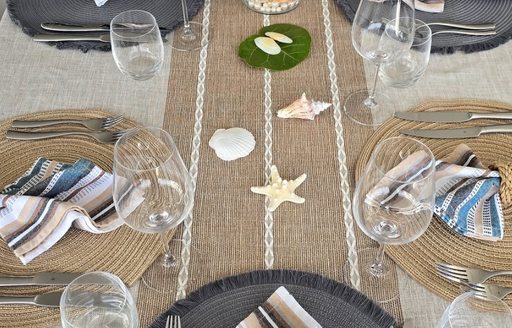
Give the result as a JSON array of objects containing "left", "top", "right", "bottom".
[
  {"left": 236, "top": 286, "right": 322, "bottom": 328},
  {"left": 0, "top": 158, "right": 123, "bottom": 264},
  {"left": 435, "top": 144, "right": 503, "bottom": 241}
]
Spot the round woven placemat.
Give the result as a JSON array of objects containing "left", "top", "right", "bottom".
[
  {"left": 0, "top": 109, "right": 166, "bottom": 327},
  {"left": 335, "top": 0, "right": 512, "bottom": 54},
  {"left": 355, "top": 99, "right": 512, "bottom": 306},
  {"left": 7, "top": 0, "right": 204, "bottom": 52},
  {"left": 150, "top": 270, "right": 396, "bottom": 328}
]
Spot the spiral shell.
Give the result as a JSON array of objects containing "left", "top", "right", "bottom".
[{"left": 277, "top": 93, "right": 332, "bottom": 120}]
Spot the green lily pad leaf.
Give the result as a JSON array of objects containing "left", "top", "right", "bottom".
[{"left": 239, "top": 24, "right": 311, "bottom": 71}]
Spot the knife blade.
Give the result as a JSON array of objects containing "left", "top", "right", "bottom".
[
  {"left": 0, "top": 292, "right": 62, "bottom": 307},
  {"left": 0, "top": 272, "right": 81, "bottom": 287},
  {"left": 394, "top": 111, "right": 512, "bottom": 123},
  {"left": 33, "top": 33, "right": 110, "bottom": 43},
  {"left": 41, "top": 23, "right": 169, "bottom": 33},
  {"left": 400, "top": 124, "right": 512, "bottom": 139}
]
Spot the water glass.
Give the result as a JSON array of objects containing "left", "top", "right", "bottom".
[
  {"left": 60, "top": 272, "right": 138, "bottom": 328},
  {"left": 380, "top": 19, "right": 432, "bottom": 88},
  {"left": 438, "top": 292, "right": 512, "bottom": 327},
  {"left": 110, "top": 10, "right": 164, "bottom": 81}
]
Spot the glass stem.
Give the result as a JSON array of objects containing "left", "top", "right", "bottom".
[
  {"left": 159, "top": 232, "right": 176, "bottom": 268},
  {"left": 369, "top": 63, "right": 381, "bottom": 102},
  {"left": 180, "top": 0, "right": 190, "bottom": 29},
  {"left": 370, "top": 243, "right": 386, "bottom": 277}
]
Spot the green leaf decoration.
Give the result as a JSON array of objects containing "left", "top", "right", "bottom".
[{"left": 239, "top": 24, "right": 311, "bottom": 71}]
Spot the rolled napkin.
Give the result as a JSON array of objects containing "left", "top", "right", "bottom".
[
  {"left": 236, "top": 286, "right": 322, "bottom": 328},
  {"left": 404, "top": 0, "right": 445, "bottom": 13},
  {"left": 0, "top": 158, "right": 123, "bottom": 264}
]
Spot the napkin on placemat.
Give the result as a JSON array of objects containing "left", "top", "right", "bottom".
[
  {"left": 435, "top": 144, "right": 503, "bottom": 241},
  {"left": 404, "top": 0, "right": 445, "bottom": 13},
  {"left": 0, "top": 158, "right": 123, "bottom": 264},
  {"left": 236, "top": 286, "right": 322, "bottom": 328},
  {"left": 95, "top": 0, "right": 108, "bottom": 6}
]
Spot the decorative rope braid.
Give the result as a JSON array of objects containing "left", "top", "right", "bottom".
[{"left": 491, "top": 162, "right": 512, "bottom": 207}]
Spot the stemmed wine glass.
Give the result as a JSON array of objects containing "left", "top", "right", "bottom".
[
  {"left": 113, "top": 127, "right": 193, "bottom": 290},
  {"left": 352, "top": 137, "right": 435, "bottom": 302},
  {"left": 344, "top": 0, "right": 416, "bottom": 126},
  {"left": 172, "top": 0, "right": 207, "bottom": 51}
]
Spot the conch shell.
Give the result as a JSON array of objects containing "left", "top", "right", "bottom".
[{"left": 277, "top": 93, "right": 332, "bottom": 120}]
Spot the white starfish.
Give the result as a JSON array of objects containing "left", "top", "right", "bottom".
[{"left": 251, "top": 165, "right": 307, "bottom": 212}]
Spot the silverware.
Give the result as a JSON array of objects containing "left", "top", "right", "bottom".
[
  {"left": 0, "top": 272, "right": 82, "bottom": 287},
  {"left": 432, "top": 30, "right": 497, "bottom": 36},
  {"left": 400, "top": 124, "right": 512, "bottom": 139},
  {"left": 428, "top": 22, "right": 496, "bottom": 30},
  {"left": 468, "top": 283, "right": 512, "bottom": 300},
  {"left": 394, "top": 111, "right": 512, "bottom": 123},
  {"left": 41, "top": 23, "right": 169, "bottom": 33},
  {"left": 166, "top": 315, "right": 181, "bottom": 328},
  {"left": 11, "top": 115, "right": 123, "bottom": 131},
  {"left": 436, "top": 263, "right": 512, "bottom": 284},
  {"left": 6, "top": 130, "right": 127, "bottom": 144},
  {"left": 33, "top": 33, "right": 110, "bottom": 43},
  {"left": 0, "top": 291, "right": 62, "bottom": 307}
]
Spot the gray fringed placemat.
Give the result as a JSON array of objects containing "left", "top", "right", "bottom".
[
  {"left": 335, "top": 0, "right": 512, "bottom": 54},
  {"left": 7, "top": 0, "right": 204, "bottom": 52},
  {"left": 150, "top": 270, "right": 396, "bottom": 328}
]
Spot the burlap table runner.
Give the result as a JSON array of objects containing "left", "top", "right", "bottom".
[{"left": 137, "top": 0, "right": 404, "bottom": 326}]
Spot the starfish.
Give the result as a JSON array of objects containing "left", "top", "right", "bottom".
[{"left": 251, "top": 165, "right": 307, "bottom": 211}]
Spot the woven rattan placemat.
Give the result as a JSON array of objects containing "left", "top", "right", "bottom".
[
  {"left": 0, "top": 109, "right": 168, "bottom": 327},
  {"left": 355, "top": 99, "right": 512, "bottom": 306}
]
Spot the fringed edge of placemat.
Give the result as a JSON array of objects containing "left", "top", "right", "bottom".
[{"left": 149, "top": 269, "right": 397, "bottom": 328}]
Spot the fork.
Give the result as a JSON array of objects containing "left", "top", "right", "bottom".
[
  {"left": 432, "top": 30, "right": 497, "bottom": 37},
  {"left": 165, "top": 315, "right": 181, "bottom": 328},
  {"left": 436, "top": 263, "right": 512, "bottom": 284},
  {"left": 468, "top": 283, "right": 512, "bottom": 300},
  {"left": 6, "top": 130, "right": 127, "bottom": 144},
  {"left": 427, "top": 22, "right": 495, "bottom": 30},
  {"left": 11, "top": 115, "right": 124, "bottom": 131}
]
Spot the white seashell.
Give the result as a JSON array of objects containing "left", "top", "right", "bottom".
[
  {"left": 254, "top": 36, "right": 281, "bottom": 55},
  {"left": 264, "top": 31, "right": 293, "bottom": 44},
  {"left": 208, "top": 128, "right": 256, "bottom": 161},
  {"left": 277, "top": 93, "right": 332, "bottom": 120}
]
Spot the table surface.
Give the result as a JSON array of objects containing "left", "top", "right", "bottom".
[{"left": 0, "top": 1, "right": 511, "bottom": 327}]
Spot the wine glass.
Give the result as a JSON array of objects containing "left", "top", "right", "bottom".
[
  {"left": 380, "top": 19, "right": 432, "bottom": 88},
  {"left": 110, "top": 10, "right": 164, "bottom": 81},
  {"left": 113, "top": 127, "right": 193, "bottom": 290},
  {"left": 438, "top": 292, "right": 512, "bottom": 327},
  {"left": 352, "top": 137, "right": 435, "bottom": 302},
  {"left": 172, "top": 0, "right": 207, "bottom": 51},
  {"left": 60, "top": 272, "right": 138, "bottom": 328},
  {"left": 344, "top": 0, "right": 416, "bottom": 126}
]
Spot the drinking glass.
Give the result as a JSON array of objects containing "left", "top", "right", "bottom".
[
  {"left": 60, "top": 272, "right": 138, "bottom": 328},
  {"left": 172, "top": 0, "right": 207, "bottom": 51},
  {"left": 380, "top": 19, "right": 432, "bottom": 88},
  {"left": 110, "top": 10, "right": 164, "bottom": 81},
  {"left": 344, "top": 0, "right": 416, "bottom": 126},
  {"left": 352, "top": 137, "right": 435, "bottom": 302},
  {"left": 438, "top": 292, "right": 512, "bottom": 327},
  {"left": 113, "top": 127, "right": 193, "bottom": 288}
]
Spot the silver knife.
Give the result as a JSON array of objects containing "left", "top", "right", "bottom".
[
  {"left": 0, "top": 272, "right": 81, "bottom": 286},
  {"left": 400, "top": 125, "right": 512, "bottom": 139},
  {"left": 41, "top": 23, "right": 169, "bottom": 33},
  {"left": 394, "top": 111, "right": 512, "bottom": 123},
  {"left": 0, "top": 292, "right": 62, "bottom": 307},
  {"left": 33, "top": 33, "right": 110, "bottom": 43}
]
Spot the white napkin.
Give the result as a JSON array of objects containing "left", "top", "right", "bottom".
[{"left": 95, "top": 0, "right": 108, "bottom": 7}]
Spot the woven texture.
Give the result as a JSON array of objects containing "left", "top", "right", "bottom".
[
  {"left": 150, "top": 270, "right": 396, "bottom": 328},
  {"left": 335, "top": 0, "right": 512, "bottom": 54},
  {"left": 136, "top": 0, "right": 404, "bottom": 326},
  {"left": 0, "top": 109, "right": 170, "bottom": 328},
  {"left": 355, "top": 99, "right": 512, "bottom": 307},
  {"left": 7, "top": 0, "right": 204, "bottom": 52}
]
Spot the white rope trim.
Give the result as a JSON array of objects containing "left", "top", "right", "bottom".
[
  {"left": 176, "top": 0, "right": 211, "bottom": 301},
  {"left": 321, "top": 0, "right": 360, "bottom": 290},
  {"left": 263, "top": 14, "right": 274, "bottom": 270}
]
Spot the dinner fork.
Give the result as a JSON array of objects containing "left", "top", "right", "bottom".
[
  {"left": 6, "top": 130, "right": 127, "bottom": 144},
  {"left": 165, "top": 315, "right": 181, "bottom": 328},
  {"left": 468, "top": 283, "right": 512, "bottom": 300},
  {"left": 11, "top": 115, "right": 124, "bottom": 131},
  {"left": 436, "top": 263, "right": 512, "bottom": 284}
]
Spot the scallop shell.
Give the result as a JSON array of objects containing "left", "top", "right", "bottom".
[
  {"left": 254, "top": 37, "right": 281, "bottom": 55},
  {"left": 265, "top": 32, "right": 293, "bottom": 44},
  {"left": 208, "top": 128, "right": 256, "bottom": 161},
  {"left": 277, "top": 93, "right": 332, "bottom": 120}
]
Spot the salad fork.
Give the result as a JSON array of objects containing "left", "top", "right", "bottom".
[
  {"left": 11, "top": 115, "right": 123, "bottom": 131},
  {"left": 468, "top": 283, "right": 512, "bottom": 300},
  {"left": 165, "top": 315, "right": 181, "bottom": 328},
  {"left": 436, "top": 263, "right": 512, "bottom": 284},
  {"left": 6, "top": 130, "right": 127, "bottom": 144}
]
